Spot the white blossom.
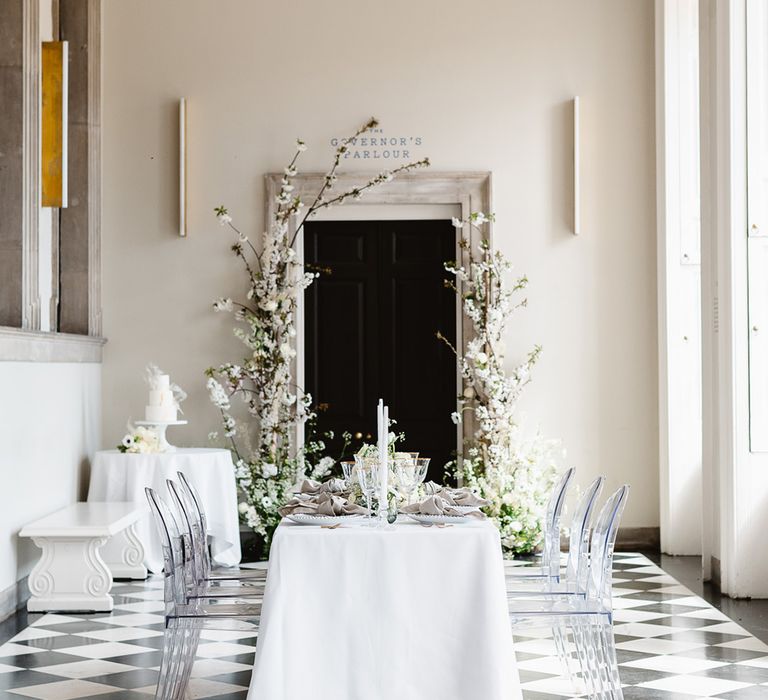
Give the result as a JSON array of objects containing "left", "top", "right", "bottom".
[
  {"left": 208, "top": 120, "right": 433, "bottom": 553},
  {"left": 260, "top": 299, "right": 278, "bottom": 312},
  {"left": 213, "top": 297, "right": 233, "bottom": 312},
  {"left": 444, "top": 212, "right": 555, "bottom": 555},
  {"left": 206, "top": 377, "right": 230, "bottom": 409}
]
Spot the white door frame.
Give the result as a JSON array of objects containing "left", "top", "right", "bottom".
[
  {"left": 264, "top": 171, "right": 492, "bottom": 456},
  {"left": 656, "top": 0, "right": 704, "bottom": 555}
]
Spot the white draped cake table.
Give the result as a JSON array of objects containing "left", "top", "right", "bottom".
[
  {"left": 88, "top": 448, "right": 241, "bottom": 573},
  {"left": 250, "top": 519, "right": 521, "bottom": 700}
]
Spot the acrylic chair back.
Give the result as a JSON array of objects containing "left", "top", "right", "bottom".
[
  {"left": 564, "top": 476, "right": 604, "bottom": 592},
  {"left": 177, "top": 471, "right": 212, "bottom": 579},
  {"left": 586, "top": 484, "right": 630, "bottom": 612},
  {"left": 167, "top": 479, "right": 206, "bottom": 587},
  {"left": 541, "top": 467, "right": 575, "bottom": 576},
  {"left": 145, "top": 487, "right": 188, "bottom": 614}
]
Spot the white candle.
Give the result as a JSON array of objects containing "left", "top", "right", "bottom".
[
  {"left": 380, "top": 405, "right": 389, "bottom": 515},
  {"left": 377, "top": 399, "right": 383, "bottom": 461}
]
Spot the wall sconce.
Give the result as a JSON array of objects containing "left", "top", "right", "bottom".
[
  {"left": 573, "top": 96, "right": 580, "bottom": 235},
  {"left": 41, "top": 41, "right": 68, "bottom": 207},
  {"left": 179, "top": 98, "right": 187, "bottom": 237}
]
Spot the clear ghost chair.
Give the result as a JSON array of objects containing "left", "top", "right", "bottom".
[
  {"left": 507, "top": 475, "right": 605, "bottom": 597},
  {"left": 507, "top": 485, "right": 630, "bottom": 700},
  {"left": 145, "top": 487, "right": 262, "bottom": 700},
  {"left": 176, "top": 471, "right": 267, "bottom": 584},
  {"left": 505, "top": 475, "right": 604, "bottom": 684},
  {"left": 506, "top": 466, "right": 575, "bottom": 582},
  {"left": 166, "top": 479, "right": 264, "bottom": 600}
]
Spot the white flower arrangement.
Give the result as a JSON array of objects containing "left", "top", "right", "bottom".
[
  {"left": 441, "top": 213, "right": 563, "bottom": 555},
  {"left": 206, "top": 118, "right": 429, "bottom": 552},
  {"left": 117, "top": 425, "right": 162, "bottom": 454}
]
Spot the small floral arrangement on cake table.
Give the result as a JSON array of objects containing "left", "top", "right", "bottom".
[{"left": 118, "top": 425, "right": 162, "bottom": 454}]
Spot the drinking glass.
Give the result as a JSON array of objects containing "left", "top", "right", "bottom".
[
  {"left": 340, "top": 460, "right": 355, "bottom": 488},
  {"left": 354, "top": 455, "right": 377, "bottom": 525},
  {"left": 394, "top": 455, "right": 418, "bottom": 505},
  {"left": 414, "top": 457, "right": 431, "bottom": 492}
]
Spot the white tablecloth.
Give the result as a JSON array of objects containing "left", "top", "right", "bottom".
[
  {"left": 88, "top": 448, "right": 241, "bottom": 573},
  {"left": 249, "top": 519, "right": 521, "bottom": 700}
]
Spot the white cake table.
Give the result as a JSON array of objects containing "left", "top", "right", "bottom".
[
  {"left": 249, "top": 519, "right": 522, "bottom": 700},
  {"left": 88, "top": 448, "right": 241, "bottom": 573}
]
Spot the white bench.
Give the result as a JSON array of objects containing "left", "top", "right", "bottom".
[{"left": 19, "top": 502, "right": 148, "bottom": 612}]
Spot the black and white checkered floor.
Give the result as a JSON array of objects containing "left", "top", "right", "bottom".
[{"left": 1, "top": 553, "right": 767, "bottom": 699}]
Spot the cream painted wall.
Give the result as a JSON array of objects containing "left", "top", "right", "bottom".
[
  {"left": 101, "top": 0, "right": 657, "bottom": 527},
  {"left": 0, "top": 363, "right": 101, "bottom": 593}
]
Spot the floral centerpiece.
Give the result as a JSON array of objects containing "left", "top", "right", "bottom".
[
  {"left": 117, "top": 425, "right": 162, "bottom": 454},
  {"left": 440, "top": 213, "right": 562, "bottom": 555},
  {"left": 206, "top": 118, "right": 429, "bottom": 551}
]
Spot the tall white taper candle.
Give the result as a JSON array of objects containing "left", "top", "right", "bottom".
[
  {"left": 380, "top": 405, "right": 389, "bottom": 518},
  {"left": 377, "top": 399, "right": 384, "bottom": 514}
]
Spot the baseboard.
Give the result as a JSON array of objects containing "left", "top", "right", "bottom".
[
  {"left": 0, "top": 577, "right": 28, "bottom": 623},
  {"left": 711, "top": 556, "right": 721, "bottom": 589},
  {"left": 615, "top": 527, "right": 660, "bottom": 552}
]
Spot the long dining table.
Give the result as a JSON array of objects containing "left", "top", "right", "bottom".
[{"left": 248, "top": 517, "right": 522, "bottom": 700}]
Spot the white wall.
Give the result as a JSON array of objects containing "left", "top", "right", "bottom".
[
  {"left": 0, "top": 362, "right": 101, "bottom": 593},
  {"left": 101, "top": 0, "right": 657, "bottom": 528}
]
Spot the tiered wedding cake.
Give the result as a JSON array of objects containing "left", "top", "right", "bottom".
[{"left": 145, "top": 373, "right": 178, "bottom": 423}]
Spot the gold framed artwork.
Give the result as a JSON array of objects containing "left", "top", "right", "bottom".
[{"left": 41, "top": 41, "right": 68, "bottom": 208}]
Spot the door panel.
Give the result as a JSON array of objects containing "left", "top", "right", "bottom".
[{"left": 304, "top": 219, "right": 457, "bottom": 479}]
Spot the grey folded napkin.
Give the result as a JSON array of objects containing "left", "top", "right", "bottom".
[
  {"left": 422, "top": 482, "right": 489, "bottom": 508},
  {"left": 296, "top": 477, "right": 348, "bottom": 496},
  {"left": 279, "top": 491, "right": 369, "bottom": 517},
  {"left": 402, "top": 494, "right": 486, "bottom": 518}
]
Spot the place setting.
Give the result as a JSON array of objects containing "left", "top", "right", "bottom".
[{"left": 277, "top": 399, "right": 489, "bottom": 531}]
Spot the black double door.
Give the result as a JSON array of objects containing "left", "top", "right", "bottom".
[{"left": 304, "top": 219, "right": 457, "bottom": 480}]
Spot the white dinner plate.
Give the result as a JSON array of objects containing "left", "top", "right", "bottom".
[
  {"left": 451, "top": 505, "right": 482, "bottom": 513},
  {"left": 406, "top": 513, "right": 472, "bottom": 525},
  {"left": 285, "top": 513, "right": 365, "bottom": 526}
]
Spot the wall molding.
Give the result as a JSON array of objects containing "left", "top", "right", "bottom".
[
  {"left": 558, "top": 527, "right": 661, "bottom": 553},
  {"left": 711, "top": 555, "right": 722, "bottom": 590},
  {"left": 616, "top": 527, "right": 661, "bottom": 552},
  {"left": 0, "top": 576, "right": 28, "bottom": 623},
  {"left": 21, "top": 0, "right": 40, "bottom": 330},
  {"left": 58, "top": 0, "right": 102, "bottom": 335},
  {"left": 87, "top": 0, "right": 102, "bottom": 336},
  {"left": 0, "top": 327, "right": 106, "bottom": 362}
]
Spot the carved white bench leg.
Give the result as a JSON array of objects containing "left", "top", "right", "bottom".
[
  {"left": 100, "top": 522, "right": 148, "bottom": 580},
  {"left": 27, "top": 536, "right": 114, "bottom": 612}
]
